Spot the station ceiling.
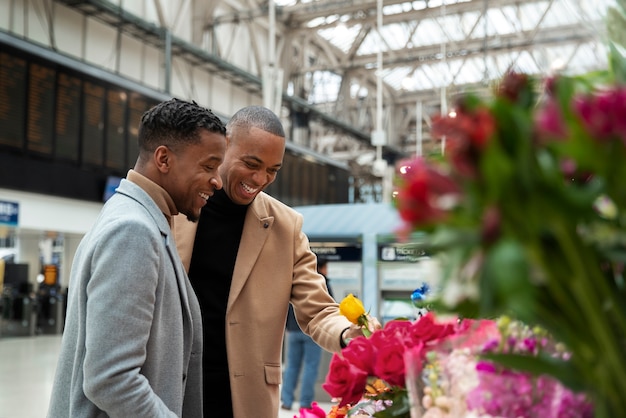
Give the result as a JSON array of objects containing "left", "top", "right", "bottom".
[{"left": 55, "top": 0, "right": 614, "bottom": 198}]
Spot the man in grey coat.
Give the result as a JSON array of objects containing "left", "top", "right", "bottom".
[{"left": 47, "top": 98, "right": 226, "bottom": 418}]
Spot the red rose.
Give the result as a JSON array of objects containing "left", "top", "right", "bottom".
[
  {"left": 373, "top": 338, "right": 410, "bottom": 387},
  {"left": 395, "top": 157, "right": 460, "bottom": 229},
  {"left": 409, "top": 312, "right": 456, "bottom": 345},
  {"left": 342, "top": 336, "right": 377, "bottom": 375},
  {"left": 322, "top": 353, "right": 368, "bottom": 406},
  {"left": 380, "top": 319, "right": 417, "bottom": 347}
]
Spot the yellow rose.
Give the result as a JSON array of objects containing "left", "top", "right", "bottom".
[{"left": 339, "top": 294, "right": 366, "bottom": 324}]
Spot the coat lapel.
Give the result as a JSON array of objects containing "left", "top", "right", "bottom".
[
  {"left": 227, "top": 195, "right": 274, "bottom": 314},
  {"left": 119, "top": 181, "right": 194, "bottom": 357}
]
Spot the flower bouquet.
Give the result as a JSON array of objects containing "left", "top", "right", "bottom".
[
  {"left": 318, "top": 296, "right": 591, "bottom": 418},
  {"left": 392, "top": 3, "right": 626, "bottom": 416},
  {"left": 408, "top": 316, "right": 592, "bottom": 418}
]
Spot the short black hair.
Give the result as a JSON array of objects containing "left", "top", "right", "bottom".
[
  {"left": 226, "top": 105, "right": 285, "bottom": 138},
  {"left": 138, "top": 98, "right": 226, "bottom": 156}
]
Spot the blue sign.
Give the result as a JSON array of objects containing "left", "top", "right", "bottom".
[
  {"left": 0, "top": 200, "right": 19, "bottom": 226},
  {"left": 103, "top": 176, "right": 123, "bottom": 202}
]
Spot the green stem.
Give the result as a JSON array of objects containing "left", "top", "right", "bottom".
[
  {"left": 359, "top": 315, "right": 372, "bottom": 337},
  {"left": 549, "top": 220, "right": 626, "bottom": 415}
]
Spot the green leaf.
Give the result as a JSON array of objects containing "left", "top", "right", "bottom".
[
  {"left": 479, "top": 240, "right": 535, "bottom": 321},
  {"left": 609, "top": 42, "right": 626, "bottom": 84},
  {"left": 372, "top": 389, "right": 411, "bottom": 418}
]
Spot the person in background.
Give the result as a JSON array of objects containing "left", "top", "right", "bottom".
[
  {"left": 281, "top": 258, "right": 333, "bottom": 411},
  {"left": 47, "top": 98, "right": 227, "bottom": 418},
  {"left": 173, "top": 105, "right": 379, "bottom": 418}
]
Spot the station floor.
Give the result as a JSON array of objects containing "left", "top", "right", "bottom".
[{"left": 0, "top": 334, "right": 334, "bottom": 418}]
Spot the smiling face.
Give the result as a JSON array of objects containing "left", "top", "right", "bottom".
[
  {"left": 163, "top": 129, "right": 226, "bottom": 221},
  {"left": 220, "top": 126, "right": 285, "bottom": 205}
]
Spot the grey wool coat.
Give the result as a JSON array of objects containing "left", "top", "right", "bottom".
[{"left": 47, "top": 179, "right": 203, "bottom": 418}]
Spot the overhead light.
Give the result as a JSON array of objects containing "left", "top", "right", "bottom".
[
  {"left": 550, "top": 58, "right": 566, "bottom": 72},
  {"left": 401, "top": 76, "right": 416, "bottom": 90},
  {"left": 372, "top": 159, "right": 388, "bottom": 177}
]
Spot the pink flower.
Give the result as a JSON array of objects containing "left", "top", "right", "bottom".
[
  {"left": 574, "top": 93, "right": 614, "bottom": 140},
  {"left": 376, "top": 319, "right": 415, "bottom": 347},
  {"left": 322, "top": 353, "right": 369, "bottom": 406},
  {"left": 535, "top": 99, "right": 568, "bottom": 140},
  {"left": 573, "top": 87, "right": 626, "bottom": 143},
  {"left": 294, "top": 402, "right": 326, "bottom": 418}
]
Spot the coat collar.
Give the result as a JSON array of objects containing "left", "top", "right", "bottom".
[{"left": 172, "top": 192, "right": 276, "bottom": 303}]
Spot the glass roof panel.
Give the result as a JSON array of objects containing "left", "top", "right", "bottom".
[
  {"left": 381, "top": 22, "right": 412, "bottom": 50},
  {"left": 276, "top": 0, "right": 614, "bottom": 102},
  {"left": 357, "top": 30, "right": 385, "bottom": 55},
  {"left": 318, "top": 23, "right": 362, "bottom": 53},
  {"left": 404, "top": 19, "right": 447, "bottom": 49},
  {"left": 308, "top": 70, "right": 342, "bottom": 104}
]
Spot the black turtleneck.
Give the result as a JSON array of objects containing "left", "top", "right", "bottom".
[{"left": 188, "top": 188, "right": 249, "bottom": 418}]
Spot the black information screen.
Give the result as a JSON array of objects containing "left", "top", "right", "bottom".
[
  {"left": 0, "top": 52, "right": 27, "bottom": 148},
  {"left": 0, "top": 46, "right": 165, "bottom": 178},
  {"left": 127, "top": 94, "right": 152, "bottom": 165},
  {"left": 82, "top": 81, "right": 105, "bottom": 166},
  {"left": 27, "top": 62, "right": 56, "bottom": 154},
  {"left": 55, "top": 72, "right": 82, "bottom": 161},
  {"left": 106, "top": 89, "right": 127, "bottom": 170}
]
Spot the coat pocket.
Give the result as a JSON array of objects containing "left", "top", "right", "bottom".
[{"left": 263, "top": 363, "right": 282, "bottom": 385}]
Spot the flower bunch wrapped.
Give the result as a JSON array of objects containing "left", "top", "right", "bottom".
[
  {"left": 322, "top": 312, "right": 460, "bottom": 417},
  {"left": 411, "top": 317, "right": 593, "bottom": 418},
  {"left": 318, "top": 311, "right": 590, "bottom": 418},
  {"left": 392, "top": 5, "right": 626, "bottom": 415}
]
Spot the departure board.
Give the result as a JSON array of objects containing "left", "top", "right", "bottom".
[
  {"left": 0, "top": 52, "right": 27, "bottom": 148},
  {"left": 55, "top": 72, "right": 81, "bottom": 161},
  {"left": 0, "top": 45, "right": 166, "bottom": 180},
  {"left": 106, "top": 89, "right": 127, "bottom": 170},
  {"left": 127, "top": 94, "right": 153, "bottom": 166},
  {"left": 27, "top": 62, "right": 55, "bottom": 154},
  {"left": 82, "top": 81, "right": 105, "bottom": 166}
]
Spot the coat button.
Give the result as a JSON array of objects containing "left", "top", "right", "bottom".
[{"left": 263, "top": 222, "right": 269, "bottom": 228}]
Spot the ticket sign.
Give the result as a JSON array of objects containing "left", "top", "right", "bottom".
[
  {"left": 378, "top": 244, "right": 427, "bottom": 262},
  {"left": 310, "top": 245, "right": 362, "bottom": 262},
  {"left": 0, "top": 200, "right": 19, "bottom": 226}
]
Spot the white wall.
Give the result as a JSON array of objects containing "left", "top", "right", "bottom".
[
  {"left": 0, "top": 188, "right": 102, "bottom": 236},
  {"left": 0, "top": 188, "right": 103, "bottom": 289}
]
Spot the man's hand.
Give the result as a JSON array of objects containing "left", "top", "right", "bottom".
[{"left": 342, "top": 314, "right": 382, "bottom": 345}]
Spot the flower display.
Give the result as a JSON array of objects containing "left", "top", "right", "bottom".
[
  {"left": 318, "top": 310, "right": 591, "bottom": 418},
  {"left": 413, "top": 317, "right": 593, "bottom": 418},
  {"left": 322, "top": 311, "right": 457, "bottom": 416},
  {"left": 391, "top": 5, "right": 626, "bottom": 416}
]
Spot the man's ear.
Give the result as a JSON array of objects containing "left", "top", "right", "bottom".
[{"left": 154, "top": 145, "right": 170, "bottom": 173}]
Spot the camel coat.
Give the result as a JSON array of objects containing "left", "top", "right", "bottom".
[{"left": 174, "top": 191, "right": 351, "bottom": 418}]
